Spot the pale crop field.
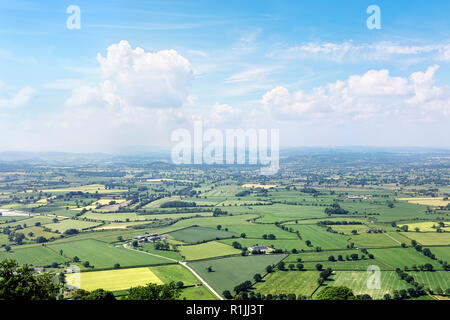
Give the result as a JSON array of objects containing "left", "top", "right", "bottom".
[
  {"left": 67, "top": 267, "right": 163, "bottom": 291},
  {"left": 397, "top": 197, "right": 450, "bottom": 207},
  {"left": 398, "top": 221, "right": 450, "bottom": 232}
]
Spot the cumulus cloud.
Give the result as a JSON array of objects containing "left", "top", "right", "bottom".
[
  {"left": 261, "top": 65, "right": 450, "bottom": 121},
  {"left": 0, "top": 86, "right": 34, "bottom": 108},
  {"left": 95, "top": 40, "right": 193, "bottom": 109}
]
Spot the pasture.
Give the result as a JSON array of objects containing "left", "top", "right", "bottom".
[
  {"left": 409, "top": 272, "right": 450, "bottom": 291},
  {"left": 189, "top": 254, "right": 287, "bottom": 295},
  {"left": 0, "top": 246, "right": 69, "bottom": 266},
  {"left": 168, "top": 226, "right": 236, "bottom": 244},
  {"left": 402, "top": 232, "right": 450, "bottom": 246},
  {"left": 320, "top": 271, "right": 413, "bottom": 299},
  {"left": 49, "top": 239, "right": 172, "bottom": 269},
  {"left": 46, "top": 219, "right": 102, "bottom": 233},
  {"left": 288, "top": 225, "right": 350, "bottom": 249},
  {"left": 398, "top": 221, "right": 450, "bottom": 232},
  {"left": 179, "top": 241, "right": 240, "bottom": 260},
  {"left": 253, "top": 271, "right": 320, "bottom": 297}
]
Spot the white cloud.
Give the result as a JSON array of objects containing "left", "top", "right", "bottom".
[
  {"left": 275, "top": 41, "right": 450, "bottom": 62},
  {"left": 225, "top": 67, "right": 277, "bottom": 83},
  {"left": 0, "top": 86, "right": 34, "bottom": 108},
  {"left": 95, "top": 40, "right": 193, "bottom": 109},
  {"left": 261, "top": 65, "right": 450, "bottom": 121}
]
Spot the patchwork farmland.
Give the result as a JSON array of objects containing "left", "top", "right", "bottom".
[{"left": 0, "top": 150, "right": 449, "bottom": 301}]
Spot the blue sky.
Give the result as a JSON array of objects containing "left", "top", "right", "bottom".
[{"left": 0, "top": 0, "right": 449, "bottom": 153}]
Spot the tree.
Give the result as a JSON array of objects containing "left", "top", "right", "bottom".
[
  {"left": 216, "top": 225, "right": 222, "bottom": 230},
  {"left": 277, "top": 261, "right": 285, "bottom": 271},
  {"left": 253, "top": 274, "right": 262, "bottom": 282},
  {"left": 71, "top": 288, "right": 116, "bottom": 300},
  {"left": 83, "top": 261, "right": 90, "bottom": 268},
  {"left": 223, "top": 290, "right": 233, "bottom": 299},
  {"left": 266, "top": 265, "right": 274, "bottom": 273},
  {"left": 73, "top": 256, "right": 80, "bottom": 263},
  {"left": 207, "top": 266, "right": 213, "bottom": 272},
  {"left": 176, "top": 281, "right": 184, "bottom": 288},
  {"left": 234, "top": 281, "right": 252, "bottom": 294},
  {"left": 315, "top": 286, "right": 355, "bottom": 300},
  {"left": 0, "top": 259, "right": 60, "bottom": 300},
  {"left": 240, "top": 233, "right": 246, "bottom": 238},
  {"left": 315, "top": 263, "right": 323, "bottom": 271},
  {"left": 297, "top": 263, "right": 304, "bottom": 271},
  {"left": 36, "top": 236, "right": 47, "bottom": 243},
  {"left": 114, "top": 263, "right": 120, "bottom": 269},
  {"left": 125, "top": 282, "right": 181, "bottom": 300}
]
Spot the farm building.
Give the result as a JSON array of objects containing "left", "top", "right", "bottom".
[
  {"left": 248, "top": 245, "right": 270, "bottom": 253},
  {"left": 133, "top": 233, "right": 167, "bottom": 243},
  {"left": 345, "top": 195, "right": 373, "bottom": 200}
]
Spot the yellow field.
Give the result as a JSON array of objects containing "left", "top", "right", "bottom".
[
  {"left": 397, "top": 197, "right": 450, "bottom": 207},
  {"left": 67, "top": 267, "right": 163, "bottom": 291},
  {"left": 241, "top": 184, "right": 277, "bottom": 189},
  {"left": 96, "top": 198, "right": 126, "bottom": 205},
  {"left": 398, "top": 221, "right": 450, "bottom": 232}
]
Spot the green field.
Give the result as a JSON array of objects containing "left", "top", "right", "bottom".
[
  {"left": 409, "top": 271, "right": 450, "bottom": 291},
  {"left": 402, "top": 232, "right": 450, "bottom": 246},
  {"left": 425, "top": 246, "right": 450, "bottom": 262},
  {"left": 150, "top": 264, "right": 200, "bottom": 286},
  {"left": 140, "top": 243, "right": 183, "bottom": 261},
  {"left": 253, "top": 271, "right": 320, "bottom": 297},
  {"left": 179, "top": 241, "right": 241, "bottom": 260},
  {"left": 370, "top": 248, "right": 443, "bottom": 270},
  {"left": 289, "top": 224, "right": 350, "bottom": 249},
  {"left": 0, "top": 246, "right": 69, "bottom": 266},
  {"left": 226, "top": 224, "right": 298, "bottom": 239},
  {"left": 168, "top": 226, "right": 237, "bottom": 244},
  {"left": 220, "top": 237, "right": 309, "bottom": 251},
  {"left": 45, "top": 219, "right": 102, "bottom": 233},
  {"left": 319, "top": 271, "right": 413, "bottom": 299},
  {"left": 226, "top": 204, "right": 327, "bottom": 223},
  {"left": 350, "top": 233, "right": 401, "bottom": 247},
  {"left": 49, "top": 239, "right": 173, "bottom": 269},
  {"left": 180, "top": 285, "right": 217, "bottom": 300},
  {"left": 189, "top": 254, "right": 287, "bottom": 295}
]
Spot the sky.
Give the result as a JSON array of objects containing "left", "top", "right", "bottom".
[{"left": 0, "top": 0, "right": 449, "bottom": 153}]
